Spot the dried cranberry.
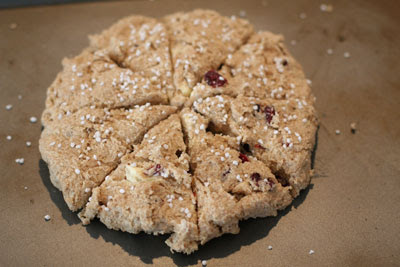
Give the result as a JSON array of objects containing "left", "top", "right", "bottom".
[
  {"left": 264, "top": 106, "right": 276, "bottom": 124},
  {"left": 254, "top": 144, "right": 264, "bottom": 149},
  {"left": 239, "top": 153, "right": 249, "bottom": 163},
  {"left": 149, "top": 164, "right": 162, "bottom": 176},
  {"left": 283, "top": 142, "right": 290, "bottom": 148},
  {"left": 267, "top": 178, "right": 275, "bottom": 190},
  {"left": 250, "top": 173, "right": 261, "bottom": 184},
  {"left": 204, "top": 70, "right": 227, "bottom": 88},
  {"left": 154, "top": 164, "right": 162, "bottom": 172}
]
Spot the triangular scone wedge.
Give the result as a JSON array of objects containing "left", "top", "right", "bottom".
[
  {"left": 42, "top": 46, "right": 169, "bottom": 126},
  {"left": 193, "top": 94, "right": 318, "bottom": 197},
  {"left": 189, "top": 31, "right": 314, "bottom": 105},
  {"left": 163, "top": 9, "right": 253, "bottom": 105},
  {"left": 88, "top": 15, "right": 174, "bottom": 101},
  {"left": 181, "top": 109, "right": 292, "bottom": 245},
  {"left": 39, "top": 104, "right": 176, "bottom": 211},
  {"left": 79, "top": 114, "right": 199, "bottom": 254}
]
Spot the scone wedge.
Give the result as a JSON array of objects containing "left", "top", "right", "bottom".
[
  {"left": 193, "top": 94, "right": 317, "bottom": 196},
  {"left": 79, "top": 114, "right": 199, "bottom": 254},
  {"left": 181, "top": 109, "right": 292, "bottom": 244},
  {"left": 164, "top": 9, "right": 253, "bottom": 105},
  {"left": 189, "top": 31, "right": 314, "bottom": 103},
  {"left": 39, "top": 104, "right": 176, "bottom": 211}
]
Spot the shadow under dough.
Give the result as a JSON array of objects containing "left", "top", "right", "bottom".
[
  {"left": 84, "top": 185, "right": 312, "bottom": 266},
  {"left": 39, "top": 159, "right": 81, "bottom": 225}
]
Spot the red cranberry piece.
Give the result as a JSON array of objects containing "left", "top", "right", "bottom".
[
  {"left": 239, "top": 153, "right": 249, "bottom": 163},
  {"left": 264, "top": 106, "right": 276, "bottom": 124},
  {"left": 154, "top": 164, "right": 162, "bottom": 173},
  {"left": 148, "top": 164, "right": 162, "bottom": 176},
  {"left": 267, "top": 178, "right": 275, "bottom": 190},
  {"left": 204, "top": 70, "right": 227, "bottom": 88},
  {"left": 283, "top": 142, "right": 290, "bottom": 148},
  {"left": 251, "top": 172, "right": 261, "bottom": 184},
  {"left": 254, "top": 144, "right": 265, "bottom": 149}
]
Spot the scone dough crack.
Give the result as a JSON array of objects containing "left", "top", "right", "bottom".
[{"left": 39, "top": 9, "right": 317, "bottom": 254}]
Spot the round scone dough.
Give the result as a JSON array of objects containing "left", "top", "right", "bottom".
[{"left": 39, "top": 9, "right": 317, "bottom": 254}]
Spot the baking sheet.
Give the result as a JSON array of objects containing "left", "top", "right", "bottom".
[{"left": 1, "top": 0, "right": 399, "bottom": 266}]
